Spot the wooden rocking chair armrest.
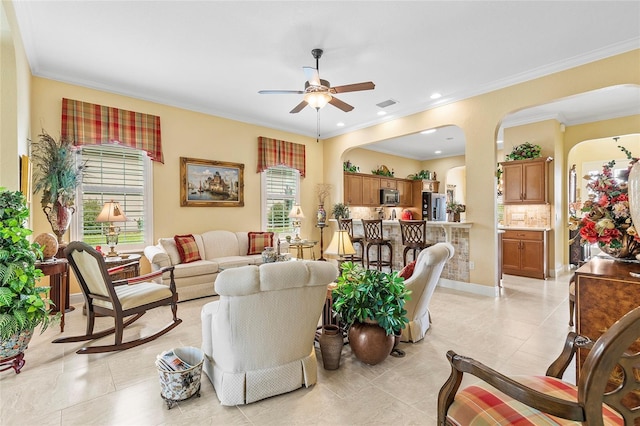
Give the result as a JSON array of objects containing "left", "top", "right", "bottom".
[
  {"left": 112, "top": 266, "right": 176, "bottom": 286},
  {"left": 443, "top": 350, "right": 585, "bottom": 422},
  {"left": 546, "top": 332, "right": 593, "bottom": 378},
  {"left": 107, "top": 261, "right": 139, "bottom": 276}
]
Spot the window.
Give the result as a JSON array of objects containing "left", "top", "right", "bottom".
[
  {"left": 71, "top": 144, "right": 153, "bottom": 251},
  {"left": 262, "top": 165, "right": 300, "bottom": 234}
]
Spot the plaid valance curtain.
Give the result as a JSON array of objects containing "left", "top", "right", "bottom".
[
  {"left": 257, "top": 136, "right": 306, "bottom": 177},
  {"left": 61, "top": 98, "right": 164, "bottom": 163}
]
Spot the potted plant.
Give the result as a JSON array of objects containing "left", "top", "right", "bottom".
[
  {"left": 446, "top": 200, "right": 466, "bottom": 222},
  {"left": 332, "top": 262, "right": 410, "bottom": 365},
  {"left": 505, "top": 142, "right": 542, "bottom": 161},
  {"left": 0, "top": 188, "right": 58, "bottom": 372},
  {"left": 31, "top": 131, "right": 84, "bottom": 243},
  {"left": 331, "top": 202, "right": 350, "bottom": 220}
]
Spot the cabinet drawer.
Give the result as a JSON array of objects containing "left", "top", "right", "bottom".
[{"left": 502, "top": 230, "right": 543, "bottom": 241}]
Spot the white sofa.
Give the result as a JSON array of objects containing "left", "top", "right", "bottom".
[
  {"left": 144, "top": 230, "right": 287, "bottom": 301},
  {"left": 201, "top": 260, "right": 339, "bottom": 405}
]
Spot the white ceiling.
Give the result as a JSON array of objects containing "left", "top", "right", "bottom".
[{"left": 11, "top": 1, "right": 640, "bottom": 160}]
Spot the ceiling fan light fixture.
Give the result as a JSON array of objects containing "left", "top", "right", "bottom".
[{"left": 304, "top": 92, "right": 332, "bottom": 109}]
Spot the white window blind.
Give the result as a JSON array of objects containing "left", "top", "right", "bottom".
[
  {"left": 71, "top": 144, "right": 152, "bottom": 250},
  {"left": 262, "top": 166, "right": 299, "bottom": 233}
]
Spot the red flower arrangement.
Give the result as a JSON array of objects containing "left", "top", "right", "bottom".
[{"left": 569, "top": 147, "right": 640, "bottom": 259}]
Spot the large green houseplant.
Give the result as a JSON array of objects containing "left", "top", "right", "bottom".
[
  {"left": 31, "top": 131, "right": 83, "bottom": 243},
  {"left": 0, "top": 189, "right": 57, "bottom": 354},
  {"left": 332, "top": 262, "right": 410, "bottom": 364}
]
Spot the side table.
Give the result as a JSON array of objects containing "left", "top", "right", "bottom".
[
  {"left": 36, "top": 259, "right": 69, "bottom": 332},
  {"left": 105, "top": 254, "right": 142, "bottom": 280}
]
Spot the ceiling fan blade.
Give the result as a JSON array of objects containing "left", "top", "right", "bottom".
[
  {"left": 330, "top": 81, "right": 375, "bottom": 94},
  {"left": 259, "top": 90, "right": 304, "bottom": 94},
  {"left": 289, "top": 100, "right": 308, "bottom": 114},
  {"left": 329, "top": 96, "right": 354, "bottom": 112},
  {"left": 303, "top": 67, "right": 321, "bottom": 86}
]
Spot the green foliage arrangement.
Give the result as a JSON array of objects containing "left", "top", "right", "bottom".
[
  {"left": 332, "top": 262, "right": 410, "bottom": 336},
  {"left": 506, "top": 142, "right": 542, "bottom": 161},
  {"left": 343, "top": 160, "right": 359, "bottom": 173},
  {"left": 31, "top": 131, "right": 83, "bottom": 209},
  {"left": 446, "top": 200, "right": 466, "bottom": 214},
  {"left": 407, "top": 170, "right": 432, "bottom": 180},
  {"left": 331, "top": 203, "right": 350, "bottom": 220},
  {"left": 371, "top": 165, "right": 394, "bottom": 177},
  {"left": 0, "top": 189, "right": 58, "bottom": 340}
]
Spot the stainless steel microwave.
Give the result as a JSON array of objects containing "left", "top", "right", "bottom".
[{"left": 380, "top": 188, "right": 400, "bottom": 205}]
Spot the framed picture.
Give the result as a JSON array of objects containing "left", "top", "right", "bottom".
[
  {"left": 20, "top": 155, "right": 31, "bottom": 202},
  {"left": 180, "top": 157, "right": 244, "bottom": 207}
]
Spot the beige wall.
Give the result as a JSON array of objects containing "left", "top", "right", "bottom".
[
  {"left": 324, "top": 50, "right": 640, "bottom": 288},
  {"left": 341, "top": 147, "right": 422, "bottom": 180}
]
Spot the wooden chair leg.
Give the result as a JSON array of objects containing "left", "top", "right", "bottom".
[{"left": 569, "top": 296, "right": 575, "bottom": 327}]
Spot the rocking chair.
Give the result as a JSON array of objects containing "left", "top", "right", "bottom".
[{"left": 53, "top": 242, "right": 181, "bottom": 354}]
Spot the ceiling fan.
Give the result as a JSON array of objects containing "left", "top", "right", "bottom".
[{"left": 259, "top": 48, "right": 375, "bottom": 114}]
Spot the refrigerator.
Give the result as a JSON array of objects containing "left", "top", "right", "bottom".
[{"left": 422, "top": 192, "right": 447, "bottom": 221}]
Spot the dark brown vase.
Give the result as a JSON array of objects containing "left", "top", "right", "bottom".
[
  {"left": 348, "top": 321, "right": 394, "bottom": 365},
  {"left": 319, "top": 325, "right": 343, "bottom": 370}
]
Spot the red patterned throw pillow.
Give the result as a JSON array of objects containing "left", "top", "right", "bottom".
[
  {"left": 174, "top": 234, "right": 201, "bottom": 263},
  {"left": 398, "top": 260, "right": 416, "bottom": 279},
  {"left": 248, "top": 232, "right": 274, "bottom": 255}
]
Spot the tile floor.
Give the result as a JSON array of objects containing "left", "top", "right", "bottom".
[{"left": 0, "top": 273, "right": 575, "bottom": 425}]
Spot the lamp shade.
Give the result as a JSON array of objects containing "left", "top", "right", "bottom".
[
  {"left": 325, "top": 230, "right": 356, "bottom": 256},
  {"left": 304, "top": 92, "right": 331, "bottom": 109},
  {"left": 95, "top": 201, "right": 128, "bottom": 223},
  {"left": 288, "top": 205, "right": 305, "bottom": 219}
]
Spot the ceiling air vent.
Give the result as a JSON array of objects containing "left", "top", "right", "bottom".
[{"left": 376, "top": 99, "right": 397, "bottom": 108}]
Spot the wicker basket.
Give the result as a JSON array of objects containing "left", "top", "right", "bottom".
[{"left": 156, "top": 346, "right": 204, "bottom": 409}]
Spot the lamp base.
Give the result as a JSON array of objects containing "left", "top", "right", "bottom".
[{"left": 105, "top": 245, "right": 119, "bottom": 257}]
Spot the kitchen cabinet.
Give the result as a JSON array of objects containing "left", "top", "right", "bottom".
[
  {"left": 344, "top": 173, "right": 363, "bottom": 206},
  {"left": 501, "top": 229, "right": 547, "bottom": 279},
  {"left": 421, "top": 180, "right": 440, "bottom": 193},
  {"left": 500, "top": 158, "right": 550, "bottom": 204},
  {"left": 379, "top": 178, "right": 397, "bottom": 189},
  {"left": 398, "top": 180, "right": 413, "bottom": 206},
  {"left": 362, "top": 175, "right": 380, "bottom": 206},
  {"left": 574, "top": 258, "right": 640, "bottom": 384}
]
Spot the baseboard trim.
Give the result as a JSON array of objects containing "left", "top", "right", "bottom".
[{"left": 438, "top": 278, "right": 497, "bottom": 297}]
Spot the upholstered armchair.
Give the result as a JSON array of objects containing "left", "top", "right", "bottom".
[
  {"left": 201, "top": 260, "right": 338, "bottom": 406},
  {"left": 401, "top": 242, "right": 455, "bottom": 343}
]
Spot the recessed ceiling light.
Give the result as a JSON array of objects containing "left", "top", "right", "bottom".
[
  {"left": 377, "top": 111, "right": 387, "bottom": 116},
  {"left": 430, "top": 93, "right": 442, "bottom": 100},
  {"left": 336, "top": 122, "right": 345, "bottom": 127},
  {"left": 435, "top": 150, "right": 442, "bottom": 154},
  {"left": 421, "top": 129, "right": 436, "bottom": 135}
]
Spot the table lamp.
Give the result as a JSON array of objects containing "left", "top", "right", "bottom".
[
  {"left": 288, "top": 204, "right": 305, "bottom": 241},
  {"left": 95, "top": 200, "right": 128, "bottom": 257},
  {"left": 325, "top": 229, "right": 356, "bottom": 270}
]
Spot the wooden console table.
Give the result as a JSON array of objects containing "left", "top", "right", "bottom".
[
  {"left": 36, "top": 259, "right": 69, "bottom": 332},
  {"left": 574, "top": 257, "right": 640, "bottom": 376}
]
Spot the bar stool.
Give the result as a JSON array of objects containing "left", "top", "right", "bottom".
[
  {"left": 338, "top": 218, "right": 364, "bottom": 265},
  {"left": 399, "top": 220, "right": 433, "bottom": 266},
  {"left": 361, "top": 219, "right": 393, "bottom": 271}
]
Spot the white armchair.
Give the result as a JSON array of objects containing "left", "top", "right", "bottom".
[
  {"left": 201, "top": 260, "right": 338, "bottom": 406},
  {"left": 401, "top": 242, "right": 455, "bottom": 343}
]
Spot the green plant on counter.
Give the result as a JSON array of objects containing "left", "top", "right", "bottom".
[
  {"left": 505, "top": 142, "right": 542, "bottom": 161},
  {"left": 407, "top": 169, "right": 432, "bottom": 180},
  {"left": 331, "top": 203, "right": 350, "bottom": 220},
  {"left": 332, "top": 262, "right": 410, "bottom": 336}
]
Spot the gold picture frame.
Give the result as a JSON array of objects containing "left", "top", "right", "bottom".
[{"left": 180, "top": 157, "right": 244, "bottom": 207}]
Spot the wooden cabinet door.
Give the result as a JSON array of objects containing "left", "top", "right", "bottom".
[
  {"left": 398, "top": 180, "right": 413, "bottom": 206},
  {"left": 501, "top": 238, "right": 522, "bottom": 272},
  {"left": 344, "top": 174, "right": 363, "bottom": 205},
  {"left": 379, "top": 178, "right": 397, "bottom": 189},
  {"left": 362, "top": 176, "right": 380, "bottom": 206},
  {"left": 520, "top": 239, "right": 544, "bottom": 277},
  {"left": 522, "top": 161, "right": 546, "bottom": 203},
  {"left": 502, "top": 163, "right": 524, "bottom": 203}
]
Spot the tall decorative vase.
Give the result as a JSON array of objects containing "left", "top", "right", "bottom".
[
  {"left": 43, "top": 201, "right": 75, "bottom": 243},
  {"left": 317, "top": 204, "right": 327, "bottom": 226},
  {"left": 318, "top": 325, "right": 343, "bottom": 370}
]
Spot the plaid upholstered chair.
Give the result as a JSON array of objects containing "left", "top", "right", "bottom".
[{"left": 438, "top": 306, "right": 640, "bottom": 425}]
